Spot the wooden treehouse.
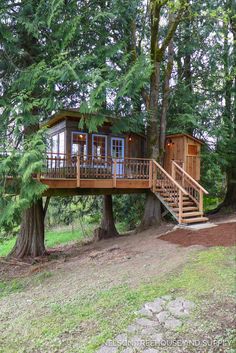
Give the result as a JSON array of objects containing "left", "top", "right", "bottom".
[{"left": 39, "top": 110, "right": 208, "bottom": 224}]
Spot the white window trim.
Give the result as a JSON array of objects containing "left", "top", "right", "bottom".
[
  {"left": 92, "top": 134, "right": 107, "bottom": 159},
  {"left": 111, "top": 137, "right": 125, "bottom": 160},
  {"left": 71, "top": 131, "right": 88, "bottom": 157},
  {"left": 50, "top": 131, "right": 65, "bottom": 156}
]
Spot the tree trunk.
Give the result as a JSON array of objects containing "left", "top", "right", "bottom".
[
  {"left": 137, "top": 191, "right": 161, "bottom": 231},
  {"left": 94, "top": 195, "right": 119, "bottom": 240},
  {"left": 223, "top": 166, "right": 236, "bottom": 209},
  {"left": 9, "top": 198, "right": 46, "bottom": 258}
]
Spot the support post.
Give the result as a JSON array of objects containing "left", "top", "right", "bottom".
[
  {"left": 77, "top": 155, "right": 80, "bottom": 187},
  {"left": 178, "top": 189, "right": 183, "bottom": 224}
]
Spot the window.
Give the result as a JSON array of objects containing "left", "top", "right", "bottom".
[
  {"left": 48, "top": 131, "right": 65, "bottom": 167},
  {"left": 92, "top": 135, "right": 107, "bottom": 159},
  {"left": 72, "top": 132, "right": 87, "bottom": 159},
  {"left": 50, "top": 131, "right": 65, "bottom": 156},
  {"left": 188, "top": 144, "right": 198, "bottom": 156}
]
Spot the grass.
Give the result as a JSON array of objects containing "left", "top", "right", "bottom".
[
  {"left": 0, "top": 222, "right": 128, "bottom": 258},
  {"left": 1, "top": 246, "right": 235, "bottom": 353}
]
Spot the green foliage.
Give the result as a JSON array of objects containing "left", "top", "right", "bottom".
[{"left": 0, "top": 131, "right": 47, "bottom": 232}]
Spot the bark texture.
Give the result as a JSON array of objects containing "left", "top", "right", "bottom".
[
  {"left": 9, "top": 198, "right": 46, "bottom": 258},
  {"left": 139, "top": 4, "right": 185, "bottom": 230},
  {"left": 137, "top": 192, "right": 161, "bottom": 231},
  {"left": 223, "top": 166, "right": 236, "bottom": 209},
  {"left": 94, "top": 195, "right": 119, "bottom": 240}
]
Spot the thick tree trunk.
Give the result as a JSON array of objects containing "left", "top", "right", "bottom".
[
  {"left": 9, "top": 198, "right": 46, "bottom": 258},
  {"left": 94, "top": 195, "right": 119, "bottom": 240},
  {"left": 137, "top": 192, "right": 161, "bottom": 231},
  {"left": 222, "top": 166, "right": 236, "bottom": 209}
]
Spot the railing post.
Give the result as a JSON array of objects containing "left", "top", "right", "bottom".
[
  {"left": 77, "top": 155, "right": 80, "bottom": 187},
  {"left": 179, "top": 190, "right": 183, "bottom": 224},
  {"left": 149, "top": 160, "right": 153, "bottom": 188},
  {"left": 171, "top": 160, "right": 176, "bottom": 180},
  {"left": 153, "top": 161, "right": 157, "bottom": 192},
  {"left": 199, "top": 190, "right": 203, "bottom": 214},
  {"left": 113, "top": 159, "right": 117, "bottom": 187}
]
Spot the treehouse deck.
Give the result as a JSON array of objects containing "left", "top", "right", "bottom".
[{"left": 37, "top": 154, "right": 209, "bottom": 225}]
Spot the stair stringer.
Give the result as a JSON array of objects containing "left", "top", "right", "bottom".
[{"left": 152, "top": 191, "right": 179, "bottom": 222}]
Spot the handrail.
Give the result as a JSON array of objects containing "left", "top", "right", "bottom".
[
  {"left": 46, "top": 153, "right": 152, "bottom": 161},
  {"left": 152, "top": 160, "right": 188, "bottom": 195},
  {"left": 172, "top": 161, "right": 209, "bottom": 194}
]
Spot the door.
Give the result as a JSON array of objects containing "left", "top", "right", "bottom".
[{"left": 111, "top": 137, "right": 125, "bottom": 177}]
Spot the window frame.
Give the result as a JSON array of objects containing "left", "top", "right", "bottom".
[
  {"left": 92, "top": 134, "right": 107, "bottom": 160},
  {"left": 71, "top": 131, "right": 88, "bottom": 158}
]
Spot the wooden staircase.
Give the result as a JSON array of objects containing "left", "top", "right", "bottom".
[{"left": 151, "top": 160, "right": 209, "bottom": 224}]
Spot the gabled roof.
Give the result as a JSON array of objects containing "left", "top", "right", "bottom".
[
  {"left": 42, "top": 109, "right": 116, "bottom": 128},
  {"left": 166, "top": 133, "right": 204, "bottom": 145}
]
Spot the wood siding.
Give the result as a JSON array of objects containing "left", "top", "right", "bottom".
[{"left": 47, "top": 116, "right": 146, "bottom": 159}]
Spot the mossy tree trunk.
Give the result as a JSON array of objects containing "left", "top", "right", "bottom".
[
  {"left": 94, "top": 195, "right": 119, "bottom": 240},
  {"left": 139, "top": 4, "right": 186, "bottom": 230},
  {"left": 9, "top": 198, "right": 46, "bottom": 258}
]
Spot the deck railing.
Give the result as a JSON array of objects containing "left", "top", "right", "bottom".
[
  {"left": 152, "top": 160, "right": 188, "bottom": 222},
  {"left": 42, "top": 153, "right": 151, "bottom": 180},
  {"left": 171, "top": 160, "right": 209, "bottom": 213}
]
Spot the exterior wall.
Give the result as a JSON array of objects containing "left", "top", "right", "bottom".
[
  {"left": 47, "top": 117, "right": 146, "bottom": 159},
  {"left": 185, "top": 136, "right": 201, "bottom": 180},
  {"left": 164, "top": 136, "right": 185, "bottom": 174},
  {"left": 164, "top": 135, "right": 201, "bottom": 180}
]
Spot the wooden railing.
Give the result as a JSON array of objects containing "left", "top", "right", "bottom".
[
  {"left": 171, "top": 160, "right": 208, "bottom": 213},
  {"left": 152, "top": 160, "right": 188, "bottom": 223},
  {"left": 42, "top": 153, "right": 151, "bottom": 181}
]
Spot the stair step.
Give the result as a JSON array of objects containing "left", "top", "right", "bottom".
[
  {"left": 181, "top": 217, "right": 209, "bottom": 224},
  {"left": 162, "top": 197, "right": 190, "bottom": 202},
  {"left": 180, "top": 212, "right": 203, "bottom": 218},
  {"left": 168, "top": 201, "right": 195, "bottom": 207},
  {"left": 161, "top": 194, "right": 190, "bottom": 200},
  {"left": 173, "top": 207, "right": 198, "bottom": 212}
]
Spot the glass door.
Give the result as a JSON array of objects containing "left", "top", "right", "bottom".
[{"left": 111, "top": 137, "right": 125, "bottom": 177}]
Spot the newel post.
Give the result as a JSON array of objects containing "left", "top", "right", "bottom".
[
  {"left": 77, "top": 155, "right": 80, "bottom": 187},
  {"left": 171, "top": 160, "right": 176, "bottom": 180},
  {"left": 179, "top": 189, "right": 183, "bottom": 224},
  {"left": 149, "top": 160, "right": 153, "bottom": 189},
  {"left": 199, "top": 190, "right": 203, "bottom": 214}
]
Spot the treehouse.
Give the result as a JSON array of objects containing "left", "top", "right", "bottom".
[{"left": 39, "top": 109, "right": 208, "bottom": 224}]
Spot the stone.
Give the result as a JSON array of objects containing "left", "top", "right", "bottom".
[
  {"left": 156, "top": 310, "right": 170, "bottom": 324},
  {"left": 167, "top": 298, "right": 195, "bottom": 318},
  {"left": 135, "top": 318, "right": 160, "bottom": 327},
  {"left": 126, "top": 325, "right": 138, "bottom": 333},
  {"left": 138, "top": 307, "right": 153, "bottom": 318},
  {"left": 164, "top": 318, "right": 182, "bottom": 330},
  {"left": 144, "top": 299, "right": 165, "bottom": 314},
  {"left": 114, "top": 333, "right": 128, "bottom": 346},
  {"left": 140, "top": 326, "right": 158, "bottom": 336},
  {"left": 129, "top": 335, "right": 145, "bottom": 349},
  {"left": 120, "top": 349, "right": 133, "bottom": 353},
  {"left": 96, "top": 345, "right": 118, "bottom": 353},
  {"left": 147, "top": 333, "right": 163, "bottom": 344}
]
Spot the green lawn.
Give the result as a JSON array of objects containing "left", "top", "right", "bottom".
[
  {"left": 0, "top": 227, "right": 93, "bottom": 258},
  {"left": 0, "top": 222, "right": 127, "bottom": 257},
  {"left": 0, "top": 246, "right": 235, "bottom": 353}
]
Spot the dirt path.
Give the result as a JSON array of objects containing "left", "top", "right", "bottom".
[{"left": 0, "top": 218, "right": 235, "bottom": 353}]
